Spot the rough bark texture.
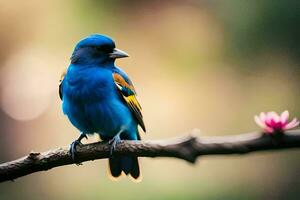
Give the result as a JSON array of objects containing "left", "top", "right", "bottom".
[{"left": 1, "top": 130, "right": 300, "bottom": 183}]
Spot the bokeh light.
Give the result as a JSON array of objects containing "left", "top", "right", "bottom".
[{"left": 0, "top": 48, "right": 57, "bottom": 121}]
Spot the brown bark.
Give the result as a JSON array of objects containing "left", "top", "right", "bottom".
[{"left": 0, "top": 130, "right": 300, "bottom": 183}]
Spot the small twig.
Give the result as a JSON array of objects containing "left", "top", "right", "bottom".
[{"left": 0, "top": 130, "right": 300, "bottom": 183}]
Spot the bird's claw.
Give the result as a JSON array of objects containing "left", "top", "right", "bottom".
[
  {"left": 70, "top": 140, "right": 82, "bottom": 161},
  {"left": 69, "top": 133, "right": 87, "bottom": 164},
  {"left": 109, "top": 134, "right": 122, "bottom": 156}
]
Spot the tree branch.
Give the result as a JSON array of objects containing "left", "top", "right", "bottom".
[{"left": 1, "top": 130, "right": 300, "bottom": 183}]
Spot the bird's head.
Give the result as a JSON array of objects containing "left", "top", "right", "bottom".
[{"left": 71, "top": 34, "right": 129, "bottom": 66}]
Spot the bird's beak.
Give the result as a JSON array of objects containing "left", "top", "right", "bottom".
[{"left": 109, "top": 48, "right": 129, "bottom": 59}]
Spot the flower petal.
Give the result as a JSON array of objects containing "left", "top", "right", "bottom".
[
  {"left": 265, "top": 112, "right": 272, "bottom": 126},
  {"left": 259, "top": 112, "right": 267, "bottom": 123},
  {"left": 280, "top": 110, "right": 289, "bottom": 124},
  {"left": 270, "top": 111, "right": 280, "bottom": 123},
  {"left": 284, "top": 118, "right": 300, "bottom": 130},
  {"left": 264, "top": 126, "right": 274, "bottom": 134},
  {"left": 254, "top": 115, "right": 266, "bottom": 129}
]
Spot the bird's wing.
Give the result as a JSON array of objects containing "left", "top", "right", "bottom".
[
  {"left": 59, "top": 69, "right": 67, "bottom": 100},
  {"left": 112, "top": 72, "right": 146, "bottom": 132}
]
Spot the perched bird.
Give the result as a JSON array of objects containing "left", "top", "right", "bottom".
[{"left": 59, "top": 34, "right": 146, "bottom": 179}]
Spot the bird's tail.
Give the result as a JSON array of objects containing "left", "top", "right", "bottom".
[{"left": 109, "top": 155, "right": 141, "bottom": 180}]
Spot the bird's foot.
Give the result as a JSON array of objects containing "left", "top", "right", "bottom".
[
  {"left": 70, "top": 140, "right": 82, "bottom": 162},
  {"left": 69, "top": 133, "right": 87, "bottom": 163},
  {"left": 109, "top": 133, "right": 122, "bottom": 156}
]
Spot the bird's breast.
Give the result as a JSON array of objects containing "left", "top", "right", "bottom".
[
  {"left": 64, "top": 66, "right": 116, "bottom": 102},
  {"left": 61, "top": 65, "right": 130, "bottom": 133}
]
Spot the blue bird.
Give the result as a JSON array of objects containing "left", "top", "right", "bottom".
[{"left": 59, "top": 34, "right": 146, "bottom": 179}]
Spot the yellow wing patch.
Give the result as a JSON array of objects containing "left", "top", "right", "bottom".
[{"left": 125, "top": 95, "right": 142, "bottom": 110}]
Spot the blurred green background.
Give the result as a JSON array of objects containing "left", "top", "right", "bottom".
[{"left": 0, "top": 0, "right": 300, "bottom": 199}]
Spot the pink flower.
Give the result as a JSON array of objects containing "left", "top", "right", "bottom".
[{"left": 254, "top": 111, "right": 299, "bottom": 134}]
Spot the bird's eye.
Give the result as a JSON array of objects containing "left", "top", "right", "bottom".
[
  {"left": 95, "top": 45, "right": 112, "bottom": 53},
  {"left": 95, "top": 46, "right": 102, "bottom": 51}
]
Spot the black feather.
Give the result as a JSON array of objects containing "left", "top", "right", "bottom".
[
  {"left": 130, "top": 157, "right": 140, "bottom": 179},
  {"left": 109, "top": 157, "right": 122, "bottom": 178}
]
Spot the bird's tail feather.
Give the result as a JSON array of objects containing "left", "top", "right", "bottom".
[{"left": 109, "top": 156, "right": 140, "bottom": 180}]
